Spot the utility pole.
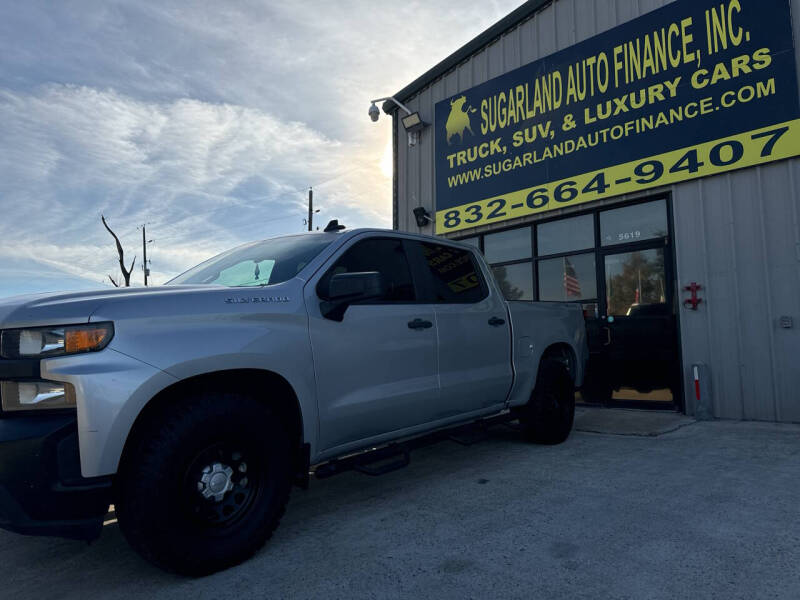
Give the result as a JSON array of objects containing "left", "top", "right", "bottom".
[
  {"left": 307, "top": 187, "right": 313, "bottom": 232},
  {"left": 142, "top": 225, "right": 149, "bottom": 286},
  {"left": 139, "top": 224, "right": 153, "bottom": 286}
]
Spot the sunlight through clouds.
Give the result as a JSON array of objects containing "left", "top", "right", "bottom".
[{"left": 0, "top": 0, "right": 525, "bottom": 297}]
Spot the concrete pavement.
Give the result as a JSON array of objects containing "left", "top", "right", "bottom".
[{"left": 2, "top": 416, "right": 798, "bottom": 599}]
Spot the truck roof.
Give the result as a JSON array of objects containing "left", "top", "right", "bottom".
[{"left": 271, "top": 228, "right": 474, "bottom": 249}]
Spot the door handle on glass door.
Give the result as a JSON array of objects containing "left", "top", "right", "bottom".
[{"left": 603, "top": 326, "right": 611, "bottom": 346}]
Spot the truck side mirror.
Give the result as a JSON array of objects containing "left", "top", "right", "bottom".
[{"left": 321, "top": 271, "right": 386, "bottom": 321}]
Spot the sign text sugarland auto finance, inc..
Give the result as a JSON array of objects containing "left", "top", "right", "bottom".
[{"left": 433, "top": 0, "right": 800, "bottom": 233}]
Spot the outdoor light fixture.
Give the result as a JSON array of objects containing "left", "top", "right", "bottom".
[
  {"left": 369, "top": 96, "right": 428, "bottom": 147},
  {"left": 412, "top": 206, "right": 433, "bottom": 227},
  {"left": 401, "top": 112, "right": 425, "bottom": 132}
]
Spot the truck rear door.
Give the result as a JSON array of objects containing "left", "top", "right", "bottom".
[{"left": 409, "top": 240, "right": 512, "bottom": 417}]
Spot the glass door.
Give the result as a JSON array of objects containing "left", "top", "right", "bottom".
[
  {"left": 460, "top": 196, "right": 682, "bottom": 409},
  {"left": 581, "top": 200, "right": 680, "bottom": 407}
]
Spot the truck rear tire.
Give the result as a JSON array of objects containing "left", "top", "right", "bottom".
[
  {"left": 115, "top": 392, "right": 293, "bottom": 576},
  {"left": 518, "top": 359, "right": 575, "bottom": 445}
]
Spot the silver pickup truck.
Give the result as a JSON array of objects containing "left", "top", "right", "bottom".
[{"left": 0, "top": 226, "right": 586, "bottom": 575}]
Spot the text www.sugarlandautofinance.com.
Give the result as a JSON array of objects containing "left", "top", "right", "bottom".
[{"left": 446, "top": 78, "right": 776, "bottom": 189}]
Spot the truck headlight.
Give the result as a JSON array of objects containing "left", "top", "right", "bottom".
[
  {"left": 0, "top": 323, "right": 113, "bottom": 359},
  {"left": 0, "top": 380, "right": 77, "bottom": 412}
]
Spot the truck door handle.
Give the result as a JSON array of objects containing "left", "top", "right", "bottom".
[
  {"left": 488, "top": 317, "right": 505, "bottom": 327},
  {"left": 407, "top": 318, "right": 433, "bottom": 330},
  {"left": 603, "top": 326, "right": 611, "bottom": 346}
]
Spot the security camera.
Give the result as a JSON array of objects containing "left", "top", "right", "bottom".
[
  {"left": 413, "top": 207, "right": 433, "bottom": 227},
  {"left": 368, "top": 102, "right": 380, "bottom": 122}
]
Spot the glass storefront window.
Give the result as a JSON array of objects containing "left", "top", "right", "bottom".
[
  {"left": 491, "top": 262, "right": 533, "bottom": 301},
  {"left": 484, "top": 227, "right": 531, "bottom": 263},
  {"left": 459, "top": 236, "right": 481, "bottom": 250},
  {"left": 600, "top": 199, "right": 667, "bottom": 246},
  {"left": 604, "top": 248, "right": 667, "bottom": 316},
  {"left": 537, "top": 214, "right": 594, "bottom": 256},
  {"left": 537, "top": 253, "right": 597, "bottom": 301}
]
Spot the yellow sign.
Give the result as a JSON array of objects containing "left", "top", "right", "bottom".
[
  {"left": 433, "top": 0, "right": 800, "bottom": 233},
  {"left": 437, "top": 119, "right": 800, "bottom": 232}
]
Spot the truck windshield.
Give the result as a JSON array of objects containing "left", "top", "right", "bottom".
[{"left": 168, "top": 235, "right": 336, "bottom": 287}]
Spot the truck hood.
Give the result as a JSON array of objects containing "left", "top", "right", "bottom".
[{"left": 0, "top": 285, "right": 215, "bottom": 330}]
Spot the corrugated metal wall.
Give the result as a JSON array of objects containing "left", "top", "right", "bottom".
[
  {"left": 394, "top": 0, "right": 800, "bottom": 422},
  {"left": 673, "top": 152, "right": 800, "bottom": 422}
]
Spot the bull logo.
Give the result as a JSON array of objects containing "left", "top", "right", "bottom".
[{"left": 445, "top": 95, "right": 476, "bottom": 145}]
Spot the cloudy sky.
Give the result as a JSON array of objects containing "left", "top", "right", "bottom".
[{"left": 0, "top": 0, "right": 524, "bottom": 297}]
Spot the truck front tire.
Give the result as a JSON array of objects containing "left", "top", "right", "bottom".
[
  {"left": 115, "top": 392, "right": 293, "bottom": 576},
  {"left": 518, "top": 359, "right": 575, "bottom": 445}
]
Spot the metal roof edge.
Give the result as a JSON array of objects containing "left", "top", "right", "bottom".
[{"left": 381, "top": 0, "right": 551, "bottom": 114}]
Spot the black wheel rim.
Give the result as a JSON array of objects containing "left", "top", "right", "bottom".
[
  {"left": 535, "top": 378, "right": 573, "bottom": 422},
  {"left": 181, "top": 442, "right": 262, "bottom": 529}
]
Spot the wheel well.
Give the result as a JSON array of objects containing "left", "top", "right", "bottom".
[
  {"left": 541, "top": 343, "right": 576, "bottom": 382},
  {"left": 118, "top": 369, "right": 303, "bottom": 476}
]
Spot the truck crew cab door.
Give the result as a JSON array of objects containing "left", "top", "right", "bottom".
[
  {"left": 411, "top": 240, "right": 513, "bottom": 416},
  {"left": 307, "top": 235, "right": 440, "bottom": 452}
]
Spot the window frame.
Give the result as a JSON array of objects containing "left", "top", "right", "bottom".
[
  {"left": 535, "top": 250, "right": 598, "bottom": 303},
  {"left": 601, "top": 244, "right": 670, "bottom": 318},
  {"left": 316, "top": 235, "right": 425, "bottom": 305},
  {"left": 598, "top": 198, "right": 669, "bottom": 248},
  {"left": 482, "top": 225, "right": 533, "bottom": 265},
  {"left": 536, "top": 212, "right": 595, "bottom": 257},
  {"left": 453, "top": 195, "right": 671, "bottom": 304},
  {"left": 490, "top": 261, "right": 535, "bottom": 302},
  {"left": 407, "top": 239, "right": 490, "bottom": 304}
]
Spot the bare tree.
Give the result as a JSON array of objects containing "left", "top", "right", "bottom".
[{"left": 101, "top": 215, "right": 136, "bottom": 287}]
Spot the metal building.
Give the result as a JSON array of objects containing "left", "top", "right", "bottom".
[{"left": 384, "top": 0, "right": 800, "bottom": 421}]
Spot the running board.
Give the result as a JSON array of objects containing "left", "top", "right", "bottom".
[
  {"left": 353, "top": 447, "right": 410, "bottom": 476},
  {"left": 447, "top": 422, "right": 489, "bottom": 446},
  {"left": 313, "top": 411, "right": 514, "bottom": 480},
  {"left": 315, "top": 444, "right": 410, "bottom": 479}
]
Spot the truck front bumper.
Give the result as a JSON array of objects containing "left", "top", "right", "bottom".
[{"left": 0, "top": 414, "right": 112, "bottom": 540}]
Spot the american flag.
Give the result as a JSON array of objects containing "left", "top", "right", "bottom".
[{"left": 563, "top": 257, "right": 581, "bottom": 297}]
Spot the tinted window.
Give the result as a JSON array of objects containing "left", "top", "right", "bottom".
[
  {"left": 169, "top": 234, "right": 335, "bottom": 287},
  {"left": 537, "top": 214, "right": 594, "bottom": 256},
  {"left": 605, "top": 248, "right": 667, "bottom": 316},
  {"left": 484, "top": 227, "right": 531, "bottom": 263},
  {"left": 491, "top": 263, "right": 533, "bottom": 301},
  {"left": 320, "top": 238, "right": 415, "bottom": 302},
  {"left": 538, "top": 253, "right": 597, "bottom": 301},
  {"left": 420, "top": 242, "right": 486, "bottom": 303},
  {"left": 600, "top": 199, "right": 667, "bottom": 246}
]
